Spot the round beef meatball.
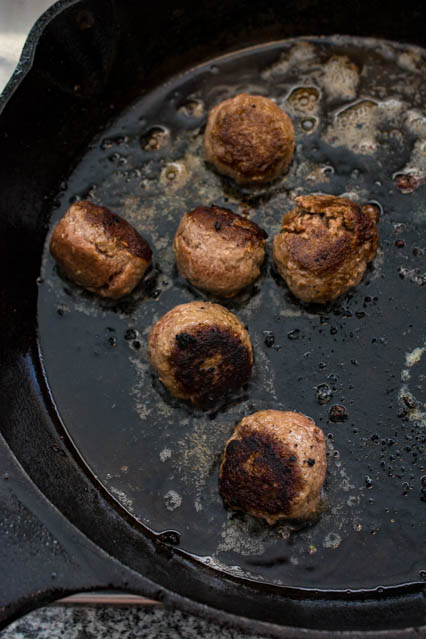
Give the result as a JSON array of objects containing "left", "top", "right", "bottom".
[
  {"left": 272, "top": 195, "right": 379, "bottom": 303},
  {"left": 50, "top": 201, "right": 152, "bottom": 299},
  {"left": 173, "top": 205, "right": 267, "bottom": 297},
  {"left": 204, "top": 93, "right": 295, "bottom": 184},
  {"left": 219, "top": 410, "right": 327, "bottom": 524},
  {"left": 148, "top": 301, "right": 253, "bottom": 407}
]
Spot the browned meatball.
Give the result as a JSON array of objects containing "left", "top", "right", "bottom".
[
  {"left": 204, "top": 93, "right": 295, "bottom": 184},
  {"left": 49, "top": 201, "right": 152, "bottom": 299},
  {"left": 219, "top": 410, "right": 327, "bottom": 524},
  {"left": 148, "top": 301, "right": 253, "bottom": 407},
  {"left": 173, "top": 206, "right": 267, "bottom": 298},
  {"left": 272, "top": 195, "right": 379, "bottom": 303}
]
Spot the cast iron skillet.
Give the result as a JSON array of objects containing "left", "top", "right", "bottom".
[{"left": 0, "top": 0, "right": 425, "bottom": 636}]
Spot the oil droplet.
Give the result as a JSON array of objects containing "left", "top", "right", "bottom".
[
  {"left": 316, "top": 384, "right": 333, "bottom": 405},
  {"left": 178, "top": 99, "right": 204, "bottom": 118},
  {"left": 263, "top": 331, "right": 275, "bottom": 347},
  {"left": 301, "top": 117, "right": 318, "bottom": 133},
  {"left": 160, "top": 162, "right": 189, "bottom": 188},
  {"left": 288, "top": 86, "right": 320, "bottom": 112},
  {"left": 157, "top": 530, "right": 180, "bottom": 545},
  {"left": 108, "top": 152, "right": 127, "bottom": 165},
  {"left": 140, "top": 126, "right": 170, "bottom": 151},
  {"left": 288, "top": 329, "right": 300, "bottom": 340},
  {"left": 101, "top": 135, "right": 129, "bottom": 150}
]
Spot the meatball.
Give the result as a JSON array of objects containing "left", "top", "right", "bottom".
[
  {"left": 204, "top": 93, "right": 295, "bottom": 184},
  {"left": 49, "top": 201, "right": 152, "bottom": 299},
  {"left": 272, "top": 195, "right": 379, "bottom": 303},
  {"left": 173, "top": 205, "right": 267, "bottom": 298},
  {"left": 148, "top": 301, "right": 253, "bottom": 407},
  {"left": 219, "top": 410, "right": 326, "bottom": 524}
]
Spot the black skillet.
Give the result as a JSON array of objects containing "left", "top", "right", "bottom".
[{"left": 1, "top": 0, "right": 425, "bottom": 635}]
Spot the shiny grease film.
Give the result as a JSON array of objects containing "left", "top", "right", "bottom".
[{"left": 38, "top": 36, "right": 426, "bottom": 591}]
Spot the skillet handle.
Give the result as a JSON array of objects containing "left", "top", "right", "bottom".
[{"left": 0, "top": 433, "right": 158, "bottom": 632}]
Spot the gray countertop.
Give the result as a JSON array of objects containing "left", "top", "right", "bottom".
[{"left": 0, "top": 605, "right": 265, "bottom": 639}]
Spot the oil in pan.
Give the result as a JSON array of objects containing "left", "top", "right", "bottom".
[{"left": 37, "top": 36, "right": 426, "bottom": 592}]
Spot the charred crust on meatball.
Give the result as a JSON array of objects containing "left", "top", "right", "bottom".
[
  {"left": 272, "top": 194, "right": 379, "bottom": 303},
  {"left": 220, "top": 427, "right": 303, "bottom": 518},
  {"left": 49, "top": 201, "right": 152, "bottom": 299},
  {"left": 82, "top": 201, "right": 152, "bottom": 261},
  {"left": 148, "top": 302, "right": 253, "bottom": 407},
  {"left": 282, "top": 195, "right": 378, "bottom": 274},
  {"left": 171, "top": 325, "right": 253, "bottom": 406},
  {"left": 187, "top": 206, "right": 267, "bottom": 245}
]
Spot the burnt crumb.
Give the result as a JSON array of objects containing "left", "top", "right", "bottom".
[
  {"left": 175, "top": 332, "right": 198, "bottom": 349},
  {"left": 403, "top": 395, "right": 417, "bottom": 409},
  {"left": 171, "top": 325, "right": 252, "bottom": 406},
  {"left": 188, "top": 206, "right": 266, "bottom": 243},
  {"left": 124, "top": 328, "right": 137, "bottom": 341},
  {"left": 220, "top": 428, "right": 303, "bottom": 517},
  {"left": 394, "top": 173, "right": 424, "bottom": 193},
  {"left": 365, "top": 476, "right": 374, "bottom": 489},
  {"left": 264, "top": 332, "right": 275, "bottom": 347},
  {"left": 329, "top": 404, "right": 348, "bottom": 422}
]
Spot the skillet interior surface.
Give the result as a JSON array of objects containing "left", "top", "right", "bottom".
[{"left": 37, "top": 35, "right": 426, "bottom": 593}]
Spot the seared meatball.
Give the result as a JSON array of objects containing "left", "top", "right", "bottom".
[
  {"left": 173, "top": 205, "right": 267, "bottom": 298},
  {"left": 204, "top": 93, "right": 295, "bottom": 184},
  {"left": 148, "top": 301, "right": 253, "bottom": 407},
  {"left": 219, "top": 410, "right": 326, "bottom": 524},
  {"left": 272, "top": 195, "right": 379, "bottom": 303},
  {"left": 50, "top": 201, "right": 152, "bottom": 299}
]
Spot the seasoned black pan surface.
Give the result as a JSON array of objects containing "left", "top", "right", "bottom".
[{"left": 38, "top": 36, "right": 426, "bottom": 591}]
